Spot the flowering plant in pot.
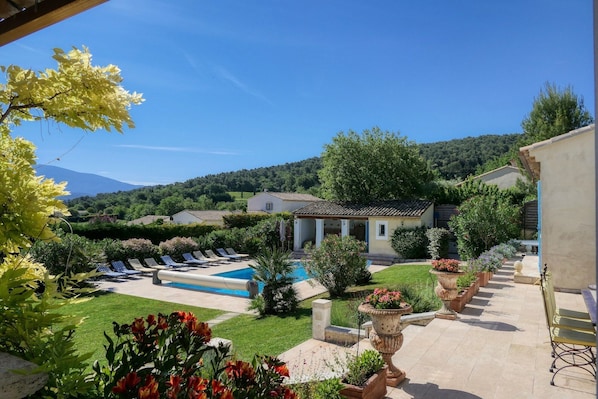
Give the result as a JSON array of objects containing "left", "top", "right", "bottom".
[
  {"left": 364, "top": 288, "right": 406, "bottom": 309},
  {"left": 431, "top": 258, "right": 461, "bottom": 273},
  {"left": 339, "top": 350, "right": 387, "bottom": 399}
]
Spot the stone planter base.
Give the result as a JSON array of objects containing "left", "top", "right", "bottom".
[{"left": 341, "top": 367, "right": 388, "bottom": 399}]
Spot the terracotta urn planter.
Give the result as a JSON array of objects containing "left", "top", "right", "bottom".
[
  {"left": 429, "top": 269, "right": 465, "bottom": 320},
  {"left": 340, "top": 367, "right": 388, "bottom": 399},
  {"left": 357, "top": 302, "right": 412, "bottom": 386}
]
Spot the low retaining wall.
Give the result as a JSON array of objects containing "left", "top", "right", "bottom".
[
  {"left": 312, "top": 299, "right": 435, "bottom": 346},
  {"left": 153, "top": 270, "right": 259, "bottom": 298}
]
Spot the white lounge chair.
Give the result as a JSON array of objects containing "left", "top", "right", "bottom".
[
  {"left": 144, "top": 258, "right": 170, "bottom": 270},
  {"left": 204, "top": 249, "right": 230, "bottom": 263},
  {"left": 193, "top": 250, "right": 221, "bottom": 265},
  {"left": 127, "top": 258, "right": 157, "bottom": 273}
]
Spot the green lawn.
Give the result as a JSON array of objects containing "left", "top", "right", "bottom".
[
  {"left": 58, "top": 292, "right": 225, "bottom": 367},
  {"left": 60, "top": 264, "right": 435, "bottom": 370}
]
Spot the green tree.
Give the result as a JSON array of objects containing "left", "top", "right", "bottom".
[
  {"left": 521, "top": 82, "right": 593, "bottom": 144},
  {"left": 0, "top": 46, "right": 142, "bottom": 397},
  {"left": 319, "top": 127, "right": 434, "bottom": 203}
]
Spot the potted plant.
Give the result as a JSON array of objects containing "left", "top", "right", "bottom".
[
  {"left": 357, "top": 288, "right": 412, "bottom": 386},
  {"left": 451, "top": 271, "right": 477, "bottom": 312},
  {"left": 339, "top": 350, "right": 387, "bottom": 399},
  {"left": 429, "top": 259, "right": 465, "bottom": 319}
]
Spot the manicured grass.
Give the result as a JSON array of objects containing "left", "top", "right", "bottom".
[
  {"left": 211, "top": 304, "right": 313, "bottom": 361},
  {"left": 58, "top": 292, "right": 224, "bottom": 367},
  {"left": 328, "top": 263, "right": 440, "bottom": 327}
]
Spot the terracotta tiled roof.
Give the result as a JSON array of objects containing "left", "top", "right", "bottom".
[
  {"left": 293, "top": 199, "right": 433, "bottom": 217},
  {"left": 260, "top": 192, "right": 323, "bottom": 201}
]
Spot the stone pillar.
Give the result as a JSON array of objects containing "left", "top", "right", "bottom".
[
  {"left": 315, "top": 219, "right": 324, "bottom": 248},
  {"left": 0, "top": 352, "right": 48, "bottom": 399},
  {"left": 293, "top": 219, "right": 302, "bottom": 251},
  {"left": 312, "top": 299, "right": 332, "bottom": 341}
]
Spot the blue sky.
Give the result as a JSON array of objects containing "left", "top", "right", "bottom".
[{"left": 1, "top": 1, "right": 594, "bottom": 186}]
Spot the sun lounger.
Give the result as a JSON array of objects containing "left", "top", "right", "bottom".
[
  {"left": 161, "top": 255, "right": 189, "bottom": 268},
  {"left": 216, "top": 248, "right": 242, "bottom": 261},
  {"left": 204, "top": 249, "right": 230, "bottom": 263},
  {"left": 111, "top": 260, "right": 143, "bottom": 276},
  {"left": 144, "top": 258, "right": 171, "bottom": 270},
  {"left": 127, "top": 258, "right": 157, "bottom": 273},
  {"left": 225, "top": 247, "right": 250, "bottom": 260},
  {"left": 193, "top": 250, "right": 221, "bottom": 265},
  {"left": 182, "top": 253, "right": 209, "bottom": 267},
  {"left": 96, "top": 264, "right": 127, "bottom": 279}
]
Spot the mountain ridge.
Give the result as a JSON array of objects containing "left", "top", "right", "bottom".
[{"left": 35, "top": 165, "right": 143, "bottom": 199}]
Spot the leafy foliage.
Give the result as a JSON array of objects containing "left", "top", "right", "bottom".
[
  {"left": 305, "top": 235, "right": 367, "bottom": 297},
  {"left": 343, "top": 350, "right": 385, "bottom": 386},
  {"left": 425, "top": 227, "right": 451, "bottom": 260},
  {"left": 158, "top": 236, "right": 199, "bottom": 260},
  {"left": 521, "top": 82, "right": 594, "bottom": 144},
  {"left": 319, "top": 127, "right": 434, "bottom": 202},
  {"left": 249, "top": 247, "right": 298, "bottom": 315},
  {"left": 0, "top": 47, "right": 142, "bottom": 397},
  {"left": 449, "top": 195, "right": 520, "bottom": 260},
  {"left": 390, "top": 226, "right": 429, "bottom": 259}
]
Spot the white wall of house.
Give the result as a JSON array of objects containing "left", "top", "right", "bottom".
[
  {"left": 524, "top": 126, "right": 595, "bottom": 290},
  {"left": 368, "top": 211, "right": 433, "bottom": 257},
  {"left": 473, "top": 166, "right": 526, "bottom": 190},
  {"left": 247, "top": 193, "right": 317, "bottom": 214}
]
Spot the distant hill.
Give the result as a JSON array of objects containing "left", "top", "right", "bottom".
[
  {"left": 64, "top": 133, "right": 521, "bottom": 219},
  {"left": 34, "top": 165, "right": 143, "bottom": 199}
]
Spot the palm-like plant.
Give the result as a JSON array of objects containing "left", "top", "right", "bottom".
[{"left": 249, "top": 247, "right": 298, "bottom": 315}]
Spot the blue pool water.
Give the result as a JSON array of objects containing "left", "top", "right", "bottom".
[{"left": 166, "top": 262, "right": 309, "bottom": 297}]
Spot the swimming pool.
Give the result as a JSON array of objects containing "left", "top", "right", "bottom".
[{"left": 166, "top": 262, "right": 309, "bottom": 297}]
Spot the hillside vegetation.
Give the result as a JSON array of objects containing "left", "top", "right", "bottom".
[{"left": 66, "top": 133, "right": 521, "bottom": 220}]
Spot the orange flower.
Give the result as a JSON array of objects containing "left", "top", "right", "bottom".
[
  {"left": 112, "top": 372, "right": 141, "bottom": 394},
  {"left": 186, "top": 319, "right": 212, "bottom": 341},
  {"left": 274, "top": 364, "right": 290, "bottom": 378},
  {"left": 225, "top": 360, "right": 256, "bottom": 381},
  {"left": 138, "top": 375, "right": 159, "bottom": 399}
]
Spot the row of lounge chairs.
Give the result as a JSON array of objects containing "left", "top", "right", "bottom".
[{"left": 95, "top": 248, "right": 251, "bottom": 279}]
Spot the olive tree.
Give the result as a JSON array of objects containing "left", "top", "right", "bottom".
[{"left": 319, "top": 127, "right": 435, "bottom": 203}]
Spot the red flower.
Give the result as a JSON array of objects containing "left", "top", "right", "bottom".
[
  {"left": 226, "top": 360, "right": 256, "bottom": 382},
  {"left": 157, "top": 314, "right": 169, "bottom": 330},
  {"left": 165, "top": 375, "right": 182, "bottom": 398},
  {"left": 131, "top": 317, "right": 146, "bottom": 337},
  {"left": 146, "top": 314, "right": 157, "bottom": 326},
  {"left": 274, "top": 364, "right": 290, "bottom": 378},
  {"left": 112, "top": 371, "right": 141, "bottom": 394},
  {"left": 186, "top": 319, "right": 212, "bottom": 341},
  {"left": 138, "top": 375, "right": 159, "bottom": 399}
]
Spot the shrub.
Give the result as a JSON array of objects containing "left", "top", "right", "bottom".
[
  {"left": 159, "top": 237, "right": 199, "bottom": 260},
  {"left": 343, "top": 350, "right": 385, "bottom": 386},
  {"left": 30, "top": 232, "right": 104, "bottom": 275},
  {"left": 121, "top": 238, "right": 160, "bottom": 261},
  {"left": 390, "top": 226, "right": 429, "bottom": 259},
  {"left": 394, "top": 283, "right": 442, "bottom": 314},
  {"left": 426, "top": 227, "right": 451, "bottom": 260},
  {"left": 92, "top": 311, "right": 297, "bottom": 398},
  {"left": 449, "top": 195, "right": 521, "bottom": 260},
  {"left": 304, "top": 235, "right": 367, "bottom": 297},
  {"left": 249, "top": 247, "right": 299, "bottom": 315}
]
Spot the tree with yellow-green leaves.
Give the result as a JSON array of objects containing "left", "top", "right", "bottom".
[{"left": 0, "top": 46, "right": 143, "bottom": 398}]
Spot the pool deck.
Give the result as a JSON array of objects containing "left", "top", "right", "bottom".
[{"left": 93, "top": 259, "right": 339, "bottom": 314}]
